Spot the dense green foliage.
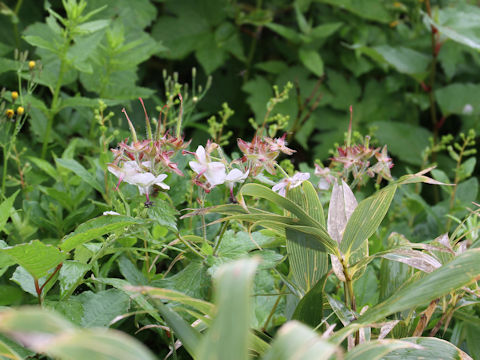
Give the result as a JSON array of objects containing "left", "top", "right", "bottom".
[{"left": 0, "top": 0, "right": 480, "bottom": 359}]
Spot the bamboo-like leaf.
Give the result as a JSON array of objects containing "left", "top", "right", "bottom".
[
  {"left": 345, "top": 339, "right": 420, "bottom": 360},
  {"left": 262, "top": 321, "right": 337, "bottom": 360},
  {"left": 239, "top": 183, "right": 322, "bottom": 228},
  {"left": 292, "top": 273, "right": 327, "bottom": 327},
  {"left": 0, "top": 307, "right": 155, "bottom": 360},
  {"left": 335, "top": 249, "right": 480, "bottom": 341},
  {"left": 381, "top": 337, "right": 472, "bottom": 359},
  {"left": 95, "top": 277, "right": 201, "bottom": 357},
  {"left": 286, "top": 182, "right": 328, "bottom": 293},
  {"left": 328, "top": 180, "right": 357, "bottom": 244},
  {"left": 196, "top": 259, "right": 258, "bottom": 360},
  {"left": 0, "top": 338, "right": 22, "bottom": 360},
  {"left": 125, "top": 285, "right": 214, "bottom": 315},
  {"left": 382, "top": 249, "right": 442, "bottom": 273},
  {"left": 341, "top": 185, "right": 397, "bottom": 257}
]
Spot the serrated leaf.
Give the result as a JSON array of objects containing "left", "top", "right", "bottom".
[
  {"left": 58, "top": 261, "right": 90, "bottom": 299},
  {"left": 1, "top": 240, "right": 66, "bottom": 279},
  {"left": 0, "top": 190, "right": 19, "bottom": 233},
  {"left": 55, "top": 158, "right": 103, "bottom": 193},
  {"left": 76, "top": 289, "right": 130, "bottom": 327},
  {"left": 60, "top": 215, "right": 144, "bottom": 252},
  {"left": 299, "top": 48, "right": 324, "bottom": 77}
]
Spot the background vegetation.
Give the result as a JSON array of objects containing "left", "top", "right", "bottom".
[{"left": 0, "top": 0, "right": 480, "bottom": 359}]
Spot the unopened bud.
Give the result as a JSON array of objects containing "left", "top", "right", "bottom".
[
  {"left": 16, "top": 106, "right": 24, "bottom": 115},
  {"left": 28, "top": 60, "right": 36, "bottom": 70},
  {"left": 11, "top": 91, "right": 18, "bottom": 101},
  {"left": 5, "top": 109, "right": 14, "bottom": 118}
]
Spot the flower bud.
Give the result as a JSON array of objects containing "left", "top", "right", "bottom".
[
  {"left": 11, "top": 91, "right": 18, "bottom": 101},
  {"left": 16, "top": 106, "right": 25, "bottom": 115},
  {"left": 5, "top": 109, "right": 14, "bottom": 118},
  {"left": 28, "top": 60, "right": 36, "bottom": 70}
]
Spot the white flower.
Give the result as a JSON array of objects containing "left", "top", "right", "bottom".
[
  {"left": 225, "top": 169, "right": 249, "bottom": 190},
  {"left": 108, "top": 160, "right": 141, "bottom": 187},
  {"left": 108, "top": 160, "right": 169, "bottom": 196},
  {"left": 189, "top": 145, "right": 226, "bottom": 187},
  {"left": 463, "top": 104, "right": 474, "bottom": 115},
  {"left": 103, "top": 211, "right": 120, "bottom": 216},
  {"left": 127, "top": 172, "right": 169, "bottom": 195},
  {"left": 272, "top": 172, "right": 310, "bottom": 197}
]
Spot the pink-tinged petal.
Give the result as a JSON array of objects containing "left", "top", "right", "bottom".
[
  {"left": 189, "top": 160, "right": 206, "bottom": 175},
  {"left": 195, "top": 145, "right": 207, "bottom": 164}
]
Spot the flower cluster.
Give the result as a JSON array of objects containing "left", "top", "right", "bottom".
[
  {"left": 108, "top": 99, "right": 310, "bottom": 203},
  {"left": 314, "top": 138, "right": 394, "bottom": 190},
  {"left": 108, "top": 101, "right": 189, "bottom": 205},
  {"left": 236, "top": 134, "right": 295, "bottom": 176}
]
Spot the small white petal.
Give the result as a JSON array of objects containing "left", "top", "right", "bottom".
[
  {"left": 205, "top": 162, "right": 226, "bottom": 186},
  {"left": 103, "top": 211, "right": 120, "bottom": 216},
  {"left": 189, "top": 160, "right": 206, "bottom": 175}
]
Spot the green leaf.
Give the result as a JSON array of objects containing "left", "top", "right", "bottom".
[
  {"left": 76, "top": 289, "right": 130, "bottom": 327},
  {"left": 118, "top": 256, "right": 148, "bottom": 286},
  {"left": 56, "top": 158, "right": 104, "bottom": 193},
  {"left": 350, "top": 249, "right": 480, "bottom": 327},
  {"left": 316, "top": 0, "right": 392, "bottom": 23},
  {"left": 195, "top": 32, "right": 227, "bottom": 74},
  {"left": 286, "top": 182, "right": 328, "bottom": 293},
  {"left": 373, "top": 122, "right": 431, "bottom": 166},
  {"left": 147, "top": 199, "right": 177, "bottom": 231},
  {"left": 435, "top": 83, "right": 480, "bottom": 116},
  {"left": 126, "top": 285, "right": 214, "bottom": 315},
  {"left": 1, "top": 240, "right": 66, "bottom": 279},
  {"left": 423, "top": 5, "right": 480, "bottom": 50},
  {"left": 382, "top": 337, "right": 472, "bottom": 359},
  {"left": 197, "top": 259, "right": 258, "bottom": 360},
  {"left": 299, "top": 48, "right": 324, "bottom": 77},
  {"left": 265, "top": 23, "right": 301, "bottom": 43},
  {"left": 58, "top": 260, "right": 90, "bottom": 299},
  {"left": 309, "top": 22, "right": 343, "bottom": 39},
  {"left": 0, "top": 308, "right": 155, "bottom": 360},
  {"left": 28, "top": 156, "right": 57, "bottom": 178},
  {"left": 0, "top": 190, "right": 19, "bottom": 233},
  {"left": 0, "top": 338, "right": 22, "bottom": 360},
  {"left": 292, "top": 273, "right": 326, "bottom": 327},
  {"left": 372, "top": 45, "right": 431, "bottom": 79},
  {"left": 345, "top": 339, "right": 420, "bottom": 360},
  {"left": 341, "top": 185, "right": 397, "bottom": 257},
  {"left": 263, "top": 321, "right": 337, "bottom": 360},
  {"left": 60, "top": 215, "right": 144, "bottom": 252}
]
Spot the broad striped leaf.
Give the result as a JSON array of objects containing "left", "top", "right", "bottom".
[
  {"left": 286, "top": 182, "right": 328, "bottom": 294},
  {"left": 341, "top": 185, "right": 397, "bottom": 258}
]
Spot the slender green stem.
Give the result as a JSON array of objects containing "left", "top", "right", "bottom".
[
  {"left": 41, "top": 35, "right": 69, "bottom": 158},
  {"left": 425, "top": 0, "right": 439, "bottom": 145},
  {"left": 262, "top": 288, "right": 283, "bottom": 331},
  {"left": 12, "top": 0, "right": 24, "bottom": 49},
  {"left": 177, "top": 233, "right": 206, "bottom": 259},
  {"left": 212, "top": 220, "right": 229, "bottom": 256},
  {"left": 1, "top": 146, "right": 8, "bottom": 199}
]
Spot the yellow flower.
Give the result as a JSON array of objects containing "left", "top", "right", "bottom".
[
  {"left": 28, "top": 60, "right": 36, "bottom": 70},
  {"left": 16, "top": 106, "right": 25, "bottom": 115},
  {"left": 11, "top": 91, "right": 18, "bottom": 101},
  {"left": 5, "top": 109, "right": 14, "bottom": 118}
]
